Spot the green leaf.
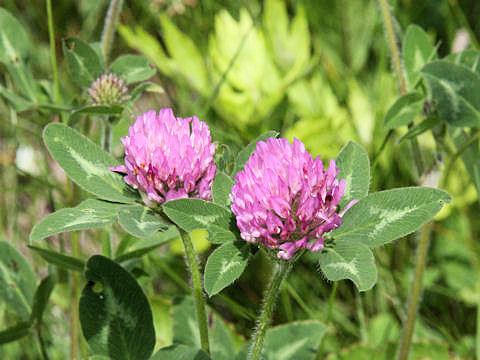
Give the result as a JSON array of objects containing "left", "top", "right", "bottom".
[
  {"left": 233, "top": 131, "right": 279, "bottom": 174},
  {"left": 236, "top": 321, "right": 327, "bottom": 360},
  {"left": 43, "top": 123, "right": 138, "bottom": 202},
  {"left": 0, "top": 84, "right": 34, "bottom": 112},
  {"left": 110, "top": 55, "right": 156, "bottom": 84},
  {"left": 0, "top": 240, "right": 36, "bottom": 320},
  {"left": 214, "top": 143, "right": 236, "bottom": 175},
  {"left": 114, "top": 227, "right": 179, "bottom": 263},
  {"left": 0, "top": 8, "right": 30, "bottom": 63},
  {"left": 383, "top": 92, "right": 425, "bottom": 129},
  {"left": 0, "top": 322, "right": 31, "bottom": 345},
  {"left": 445, "top": 49, "right": 480, "bottom": 74},
  {"left": 421, "top": 60, "right": 480, "bottom": 127},
  {"left": 170, "top": 296, "right": 233, "bottom": 358},
  {"left": 403, "top": 25, "right": 436, "bottom": 88},
  {"left": 449, "top": 128, "right": 480, "bottom": 195},
  {"left": 70, "top": 105, "right": 124, "bottom": 125},
  {"left": 30, "top": 199, "right": 127, "bottom": 242},
  {"left": 130, "top": 81, "right": 164, "bottom": 102},
  {"left": 28, "top": 245, "right": 85, "bottom": 272},
  {"left": 79, "top": 255, "right": 155, "bottom": 360},
  {"left": 336, "top": 141, "right": 370, "bottom": 209},
  {"left": 262, "top": 321, "right": 326, "bottom": 360},
  {"left": 332, "top": 187, "right": 451, "bottom": 247},
  {"left": 5, "top": 58, "right": 38, "bottom": 101},
  {"left": 163, "top": 198, "right": 237, "bottom": 244},
  {"left": 212, "top": 171, "right": 234, "bottom": 208},
  {"left": 117, "top": 205, "right": 168, "bottom": 238},
  {"left": 210, "top": 315, "right": 235, "bottom": 360},
  {"left": 319, "top": 240, "right": 377, "bottom": 291},
  {"left": 150, "top": 345, "right": 210, "bottom": 360},
  {"left": 63, "top": 37, "right": 103, "bottom": 88},
  {"left": 30, "top": 274, "right": 56, "bottom": 324},
  {"left": 398, "top": 116, "right": 439, "bottom": 143},
  {"left": 204, "top": 242, "right": 249, "bottom": 296},
  {"left": 172, "top": 296, "right": 200, "bottom": 347}
]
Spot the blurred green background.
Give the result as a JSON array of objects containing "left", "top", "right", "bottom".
[{"left": 1, "top": 0, "right": 480, "bottom": 358}]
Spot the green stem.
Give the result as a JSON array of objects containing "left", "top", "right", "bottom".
[
  {"left": 101, "top": 224, "right": 112, "bottom": 258},
  {"left": 285, "top": 281, "right": 315, "bottom": 318},
  {"left": 379, "top": 2, "right": 433, "bottom": 358},
  {"left": 396, "top": 222, "right": 433, "bottom": 360},
  {"left": 356, "top": 292, "right": 368, "bottom": 343},
  {"left": 101, "top": 0, "right": 124, "bottom": 62},
  {"left": 477, "top": 287, "right": 480, "bottom": 360},
  {"left": 36, "top": 324, "right": 49, "bottom": 360},
  {"left": 46, "top": 0, "right": 61, "bottom": 106},
  {"left": 102, "top": 119, "right": 112, "bottom": 153},
  {"left": 178, "top": 227, "right": 210, "bottom": 354},
  {"left": 248, "top": 260, "right": 293, "bottom": 360},
  {"left": 378, "top": 0, "right": 425, "bottom": 176},
  {"left": 70, "top": 232, "right": 80, "bottom": 359},
  {"left": 315, "top": 282, "right": 338, "bottom": 360},
  {"left": 66, "top": 180, "right": 81, "bottom": 359},
  {"left": 378, "top": 0, "right": 407, "bottom": 96}
]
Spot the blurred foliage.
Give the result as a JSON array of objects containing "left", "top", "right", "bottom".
[{"left": 1, "top": 0, "right": 480, "bottom": 359}]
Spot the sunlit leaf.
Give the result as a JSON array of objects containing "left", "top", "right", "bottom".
[
  {"left": 117, "top": 205, "right": 168, "bottom": 238},
  {"left": 163, "top": 199, "right": 237, "bottom": 244},
  {"left": 336, "top": 141, "right": 370, "bottom": 209},
  {"left": 30, "top": 199, "right": 127, "bottom": 242},
  {"left": 319, "top": 240, "right": 377, "bottom": 291},
  {"left": 204, "top": 242, "right": 249, "bottom": 296},
  {"left": 43, "top": 123, "right": 139, "bottom": 202},
  {"left": 332, "top": 187, "right": 451, "bottom": 247}
]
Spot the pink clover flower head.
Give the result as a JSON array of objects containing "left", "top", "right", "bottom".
[
  {"left": 110, "top": 108, "right": 216, "bottom": 204},
  {"left": 230, "top": 137, "right": 357, "bottom": 260}
]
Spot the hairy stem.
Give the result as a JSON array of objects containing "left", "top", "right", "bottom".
[
  {"left": 378, "top": 0, "right": 406, "bottom": 95},
  {"left": 46, "top": 0, "right": 61, "bottom": 105},
  {"left": 378, "top": 0, "right": 425, "bottom": 176},
  {"left": 179, "top": 227, "right": 210, "bottom": 354},
  {"left": 101, "top": 0, "right": 124, "bottom": 62},
  {"left": 248, "top": 260, "right": 293, "bottom": 360},
  {"left": 378, "top": 2, "right": 435, "bottom": 359},
  {"left": 397, "top": 222, "right": 433, "bottom": 360}
]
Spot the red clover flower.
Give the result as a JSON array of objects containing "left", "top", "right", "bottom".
[
  {"left": 110, "top": 108, "right": 216, "bottom": 204},
  {"left": 231, "top": 138, "right": 356, "bottom": 260}
]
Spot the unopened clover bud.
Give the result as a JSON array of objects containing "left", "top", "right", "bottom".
[{"left": 88, "top": 73, "right": 130, "bottom": 106}]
